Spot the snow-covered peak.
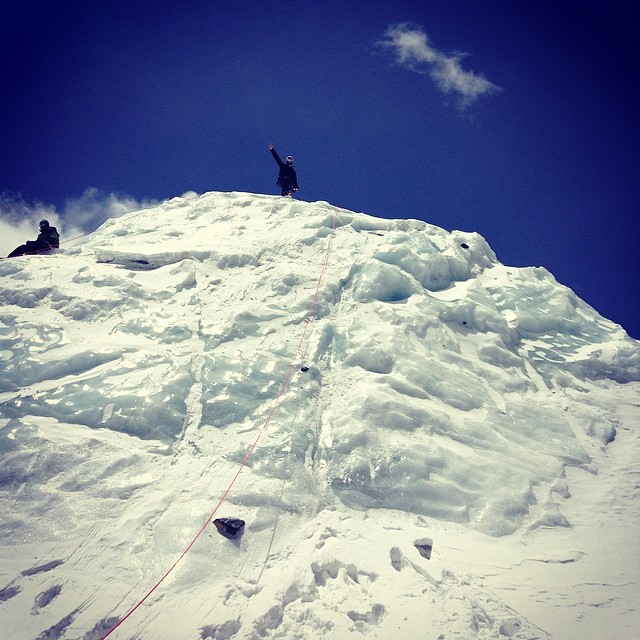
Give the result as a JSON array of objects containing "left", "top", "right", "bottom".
[{"left": 1, "top": 192, "right": 638, "bottom": 639}]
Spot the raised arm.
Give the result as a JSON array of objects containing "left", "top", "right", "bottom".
[{"left": 268, "top": 144, "right": 284, "bottom": 167}]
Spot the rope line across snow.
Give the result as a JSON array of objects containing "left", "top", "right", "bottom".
[{"left": 98, "top": 211, "right": 338, "bottom": 640}]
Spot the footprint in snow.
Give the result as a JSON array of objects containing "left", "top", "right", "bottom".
[{"left": 32, "top": 584, "right": 62, "bottom": 614}]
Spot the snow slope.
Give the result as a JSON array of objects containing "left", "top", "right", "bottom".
[{"left": 0, "top": 191, "right": 638, "bottom": 640}]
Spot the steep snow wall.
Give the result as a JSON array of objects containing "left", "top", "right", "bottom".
[
  {"left": 0, "top": 192, "right": 638, "bottom": 639},
  {"left": 1, "top": 191, "right": 637, "bottom": 537}
]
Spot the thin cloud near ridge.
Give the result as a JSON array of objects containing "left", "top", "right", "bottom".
[{"left": 378, "top": 23, "right": 501, "bottom": 108}]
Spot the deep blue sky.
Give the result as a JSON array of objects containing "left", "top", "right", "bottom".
[{"left": 1, "top": 0, "right": 638, "bottom": 338}]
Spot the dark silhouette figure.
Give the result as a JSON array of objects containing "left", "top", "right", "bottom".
[
  {"left": 8, "top": 219, "right": 60, "bottom": 258},
  {"left": 269, "top": 144, "right": 299, "bottom": 196}
]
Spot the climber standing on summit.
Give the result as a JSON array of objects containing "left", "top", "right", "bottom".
[{"left": 269, "top": 144, "right": 299, "bottom": 197}]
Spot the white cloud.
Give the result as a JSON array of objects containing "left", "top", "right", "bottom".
[
  {"left": 61, "top": 188, "right": 157, "bottom": 235},
  {"left": 0, "top": 189, "right": 158, "bottom": 257},
  {"left": 379, "top": 23, "right": 501, "bottom": 108}
]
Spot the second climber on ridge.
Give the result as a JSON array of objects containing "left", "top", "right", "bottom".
[
  {"left": 7, "top": 219, "right": 60, "bottom": 258},
  {"left": 269, "top": 144, "right": 299, "bottom": 197}
]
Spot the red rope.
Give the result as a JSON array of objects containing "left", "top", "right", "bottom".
[{"left": 98, "top": 211, "right": 338, "bottom": 639}]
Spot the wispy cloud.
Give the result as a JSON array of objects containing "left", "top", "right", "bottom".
[
  {"left": 378, "top": 23, "right": 501, "bottom": 109},
  {"left": 61, "top": 188, "right": 158, "bottom": 234},
  {"left": 0, "top": 189, "right": 158, "bottom": 256}
]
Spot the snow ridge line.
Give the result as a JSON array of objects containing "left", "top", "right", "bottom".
[{"left": 98, "top": 211, "right": 338, "bottom": 640}]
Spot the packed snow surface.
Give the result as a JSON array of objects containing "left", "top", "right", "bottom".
[{"left": 0, "top": 191, "right": 638, "bottom": 639}]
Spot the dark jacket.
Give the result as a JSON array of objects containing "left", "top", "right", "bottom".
[
  {"left": 270, "top": 148, "right": 299, "bottom": 190},
  {"left": 38, "top": 226, "right": 60, "bottom": 248}
]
